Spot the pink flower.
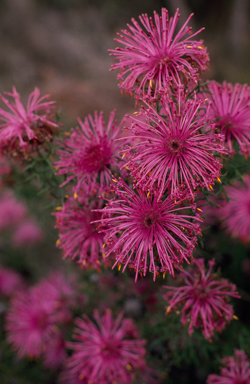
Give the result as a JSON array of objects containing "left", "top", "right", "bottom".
[
  {"left": 0, "top": 87, "right": 58, "bottom": 156},
  {"left": 163, "top": 258, "right": 240, "bottom": 339},
  {"left": 109, "top": 8, "right": 209, "bottom": 99},
  {"left": 55, "top": 110, "right": 126, "bottom": 192},
  {"left": 0, "top": 265, "right": 24, "bottom": 298},
  {"left": 202, "top": 81, "right": 250, "bottom": 156},
  {"left": 207, "top": 350, "right": 250, "bottom": 384},
  {"left": 12, "top": 219, "right": 44, "bottom": 247},
  {"left": 219, "top": 176, "right": 250, "bottom": 243},
  {"left": 66, "top": 310, "right": 146, "bottom": 384},
  {"left": 54, "top": 194, "right": 107, "bottom": 269},
  {"left": 5, "top": 287, "right": 56, "bottom": 358},
  {"left": 0, "top": 190, "right": 26, "bottom": 231},
  {"left": 34, "top": 271, "right": 79, "bottom": 324},
  {"left": 97, "top": 178, "right": 201, "bottom": 281},
  {"left": 124, "top": 94, "right": 226, "bottom": 198}
]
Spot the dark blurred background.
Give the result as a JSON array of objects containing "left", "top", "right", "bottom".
[{"left": 0, "top": 0, "right": 250, "bottom": 126}]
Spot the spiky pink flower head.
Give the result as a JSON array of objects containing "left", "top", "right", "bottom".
[
  {"left": 12, "top": 219, "right": 44, "bottom": 248},
  {"left": 55, "top": 110, "right": 126, "bottom": 192},
  {"left": 0, "top": 265, "right": 24, "bottom": 298},
  {"left": 123, "top": 93, "right": 226, "bottom": 198},
  {"left": 34, "top": 271, "right": 79, "bottom": 324},
  {"left": 0, "top": 87, "right": 58, "bottom": 157},
  {"left": 67, "top": 310, "right": 146, "bottom": 384},
  {"left": 54, "top": 194, "right": 107, "bottom": 269},
  {"left": 201, "top": 81, "right": 250, "bottom": 156},
  {"left": 5, "top": 287, "right": 56, "bottom": 358},
  {"left": 96, "top": 178, "right": 201, "bottom": 281},
  {"left": 219, "top": 175, "right": 250, "bottom": 243},
  {"left": 109, "top": 8, "right": 209, "bottom": 99},
  {"left": 163, "top": 258, "right": 240, "bottom": 339},
  {"left": 207, "top": 350, "right": 250, "bottom": 384},
  {"left": 0, "top": 190, "right": 26, "bottom": 231}
]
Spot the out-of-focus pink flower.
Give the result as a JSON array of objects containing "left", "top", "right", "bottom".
[
  {"left": 54, "top": 194, "right": 107, "bottom": 269},
  {"left": 207, "top": 350, "right": 250, "bottom": 384},
  {"left": 0, "top": 265, "right": 24, "bottom": 298},
  {"left": 34, "top": 271, "right": 79, "bottom": 324},
  {"left": 220, "top": 176, "right": 250, "bottom": 243},
  {"left": 124, "top": 94, "right": 226, "bottom": 198},
  {"left": 0, "top": 87, "right": 58, "bottom": 156},
  {"left": 12, "top": 219, "right": 44, "bottom": 247},
  {"left": 67, "top": 310, "right": 146, "bottom": 384},
  {"left": 163, "top": 258, "right": 240, "bottom": 339},
  {"left": 42, "top": 331, "right": 67, "bottom": 370},
  {"left": 97, "top": 178, "right": 201, "bottom": 281},
  {"left": 55, "top": 110, "right": 126, "bottom": 192},
  {"left": 202, "top": 81, "right": 250, "bottom": 156},
  {"left": 5, "top": 287, "right": 56, "bottom": 358},
  {"left": 109, "top": 8, "right": 209, "bottom": 99},
  {"left": 0, "top": 190, "right": 26, "bottom": 231}
]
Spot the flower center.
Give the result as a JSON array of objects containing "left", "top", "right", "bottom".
[
  {"left": 79, "top": 143, "right": 112, "bottom": 174},
  {"left": 143, "top": 211, "right": 159, "bottom": 228},
  {"left": 168, "top": 139, "right": 182, "bottom": 154}
]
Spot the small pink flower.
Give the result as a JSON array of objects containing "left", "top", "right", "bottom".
[
  {"left": 207, "top": 350, "right": 250, "bottom": 384},
  {"left": 5, "top": 287, "right": 56, "bottom": 358},
  {"left": 202, "top": 81, "right": 250, "bottom": 156},
  {"left": 34, "top": 271, "right": 79, "bottom": 324},
  {"left": 124, "top": 94, "right": 226, "bottom": 198},
  {"left": 109, "top": 8, "right": 209, "bottom": 99},
  {"left": 54, "top": 194, "right": 107, "bottom": 269},
  {"left": 0, "top": 87, "right": 58, "bottom": 156},
  {"left": 12, "top": 219, "right": 44, "bottom": 247},
  {"left": 67, "top": 310, "right": 146, "bottom": 384},
  {"left": 163, "top": 258, "right": 240, "bottom": 339},
  {"left": 219, "top": 176, "right": 250, "bottom": 243},
  {"left": 0, "top": 190, "right": 26, "bottom": 231},
  {"left": 0, "top": 265, "right": 24, "bottom": 298},
  {"left": 97, "top": 178, "right": 201, "bottom": 281},
  {"left": 55, "top": 110, "right": 126, "bottom": 192}
]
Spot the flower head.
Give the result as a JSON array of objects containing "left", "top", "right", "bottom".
[
  {"left": 124, "top": 94, "right": 226, "bottom": 198},
  {"left": 207, "top": 350, "right": 250, "bottom": 384},
  {"left": 163, "top": 258, "right": 240, "bottom": 339},
  {"left": 110, "top": 8, "right": 209, "bottom": 99},
  {"left": 0, "top": 190, "right": 27, "bottom": 231},
  {"left": 54, "top": 194, "right": 107, "bottom": 269},
  {"left": 0, "top": 87, "right": 58, "bottom": 156},
  {"left": 67, "top": 310, "right": 146, "bottom": 384},
  {"left": 97, "top": 178, "right": 201, "bottom": 281},
  {"left": 55, "top": 110, "right": 126, "bottom": 192},
  {"left": 219, "top": 176, "right": 250, "bottom": 243},
  {"left": 12, "top": 219, "right": 44, "bottom": 247},
  {"left": 201, "top": 81, "right": 250, "bottom": 156},
  {"left": 5, "top": 287, "right": 56, "bottom": 358},
  {"left": 0, "top": 265, "right": 24, "bottom": 298}
]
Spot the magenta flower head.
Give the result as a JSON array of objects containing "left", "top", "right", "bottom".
[
  {"left": 109, "top": 8, "right": 209, "bottom": 99},
  {"left": 5, "top": 287, "right": 56, "bottom": 358},
  {"left": 0, "top": 190, "right": 27, "bottom": 231},
  {"left": 219, "top": 176, "right": 250, "bottom": 243},
  {"left": 0, "top": 265, "right": 24, "bottom": 298},
  {"left": 124, "top": 93, "right": 226, "bottom": 198},
  {"left": 67, "top": 310, "right": 146, "bottom": 384},
  {"left": 12, "top": 219, "right": 44, "bottom": 248},
  {"left": 55, "top": 110, "right": 126, "bottom": 193},
  {"left": 201, "top": 81, "right": 250, "bottom": 156},
  {"left": 163, "top": 258, "right": 240, "bottom": 339},
  {"left": 207, "top": 350, "right": 250, "bottom": 384},
  {"left": 97, "top": 178, "right": 201, "bottom": 281},
  {"left": 54, "top": 194, "right": 107, "bottom": 269},
  {"left": 0, "top": 87, "right": 58, "bottom": 157}
]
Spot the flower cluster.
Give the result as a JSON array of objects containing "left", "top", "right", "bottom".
[
  {"left": 163, "top": 258, "right": 240, "bottom": 339},
  {"left": 207, "top": 350, "right": 250, "bottom": 384}
]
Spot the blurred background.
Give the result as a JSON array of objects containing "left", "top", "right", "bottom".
[{"left": 0, "top": 0, "right": 250, "bottom": 126}]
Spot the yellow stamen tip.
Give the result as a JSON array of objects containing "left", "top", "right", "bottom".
[
  {"left": 56, "top": 206, "right": 62, "bottom": 211},
  {"left": 233, "top": 315, "right": 239, "bottom": 320}
]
